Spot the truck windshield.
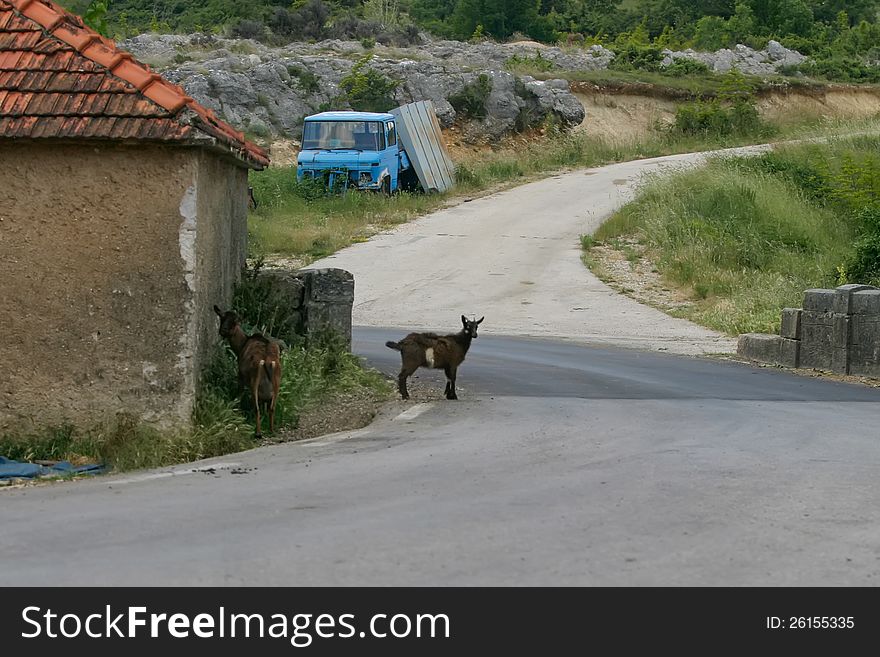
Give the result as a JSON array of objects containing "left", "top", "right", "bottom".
[{"left": 302, "top": 121, "right": 386, "bottom": 151}]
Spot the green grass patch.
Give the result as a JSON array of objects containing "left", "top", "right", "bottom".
[{"left": 592, "top": 135, "right": 880, "bottom": 335}]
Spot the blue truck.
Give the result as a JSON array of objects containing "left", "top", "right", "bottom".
[{"left": 296, "top": 101, "right": 455, "bottom": 194}]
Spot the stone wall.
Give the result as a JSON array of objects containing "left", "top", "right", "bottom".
[
  {"left": 737, "top": 284, "right": 880, "bottom": 377},
  {"left": 255, "top": 268, "right": 355, "bottom": 349}
]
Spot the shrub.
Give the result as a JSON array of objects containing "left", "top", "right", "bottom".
[
  {"left": 672, "top": 97, "right": 769, "bottom": 138},
  {"left": 287, "top": 65, "right": 321, "bottom": 93},
  {"left": 338, "top": 55, "right": 399, "bottom": 113},
  {"left": 448, "top": 74, "right": 493, "bottom": 120},
  {"left": 506, "top": 51, "right": 556, "bottom": 73},
  {"left": 610, "top": 44, "right": 664, "bottom": 72},
  {"left": 798, "top": 57, "right": 880, "bottom": 83},
  {"left": 844, "top": 232, "right": 880, "bottom": 285},
  {"left": 230, "top": 20, "right": 265, "bottom": 41},
  {"left": 663, "top": 57, "right": 711, "bottom": 77},
  {"left": 270, "top": 0, "right": 329, "bottom": 41}
]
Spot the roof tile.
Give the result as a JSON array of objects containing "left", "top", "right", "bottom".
[{"left": 0, "top": 0, "right": 268, "bottom": 168}]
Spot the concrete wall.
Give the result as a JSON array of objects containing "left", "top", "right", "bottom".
[
  {"left": 737, "top": 284, "right": 880, "bottom": 377},
  {"left": 254, "top": 268, "right": 355, "bottom": 348},
  {"left": 0, "top": 141, "right": 250, "bottom": 432}
]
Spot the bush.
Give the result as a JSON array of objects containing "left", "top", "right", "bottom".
[
  {"left": 338, "top": 55, "right": 399, "bottom": 113},
  {"left": 844, "top": 232, "right": 880, "bottom": 285},
  {"left": 610, "top": 44, "right": 664, "bottom": 72},
  {"left": 287, "top": 65, "right": 321, "bottom": 93},
  {"left": 505, "top": 52, "right": 556, "bottom": 73},
  {"left": 662, "top": 57, "right": 711, "bottom": 77},
  {"left": 448, "top": 74, "right": 493, "bottom": 120},
  {"left": 798, "top": 57, "right": 880, "bottom": 83},
  {"left": 230, "top": 19, "right": 265, "bottom": 40},
  {"left": 270, "top": 0, "right": 329, "bottom": 41},
  {"left": 672, "top": 97, "right": 769, "bottom": 138}
]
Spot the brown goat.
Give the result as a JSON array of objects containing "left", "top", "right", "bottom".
[
  {"left": 214, "top": 305, "right": 282, "bottom": 439},
  {"left": 386, "top": 315, "right": 484, "bottom": 400}
]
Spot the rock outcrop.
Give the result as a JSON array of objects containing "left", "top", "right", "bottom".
[{"left": 120, "top": 34, "right": 807, "bottom": 144}]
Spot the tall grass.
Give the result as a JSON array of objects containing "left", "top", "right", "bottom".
[
  {"left": 249, "top": 167, "right": 440, "bottom": 260},
  {"left": 593, "top": 136, "right": 880, "bottom": 335}
]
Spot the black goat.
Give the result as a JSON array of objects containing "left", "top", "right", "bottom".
[{"left": 385, "top": 315, "right": 484, "bottom": 400}]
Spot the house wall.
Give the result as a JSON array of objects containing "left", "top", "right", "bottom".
[
  {"left": 191, "top": 150, "right": 250, "bottom": 391},
  {"left": 0, "top": 141, "right": 249, "bottom": 433}
]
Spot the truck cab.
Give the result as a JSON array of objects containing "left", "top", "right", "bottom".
[{"left": 296, "top": 111, "right": 411, "bottom": 193}]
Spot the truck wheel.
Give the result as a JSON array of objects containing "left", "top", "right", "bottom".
[{"left": 381, "top": 177, "right": 392, "bottom": 196}]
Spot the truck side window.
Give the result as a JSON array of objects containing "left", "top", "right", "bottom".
[{"left": 387, "top": 122, "right": 397, "bottom": 147}]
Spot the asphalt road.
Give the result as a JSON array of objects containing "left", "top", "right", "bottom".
[{"left": 2, "top": 330, "right": 879, "bottom": 586}]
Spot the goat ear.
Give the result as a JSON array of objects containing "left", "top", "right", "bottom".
[
  {"left": 477, "top": 317, "right": 484, "bottom": 324},
  {"left": 461, "top": 314, "right": 468, "bottom": 325},
  {"left": 213, "top": 305, "right": 223, "bottom": 317}
]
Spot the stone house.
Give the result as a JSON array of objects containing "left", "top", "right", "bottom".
[{"left": 0, "top": 0, "right": 270, "bottom": 431}]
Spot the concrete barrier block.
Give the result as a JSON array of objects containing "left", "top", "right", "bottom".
[
  {"left": 832, "top": 315, "right": 851, "bottom": 349},
  {"left": 305, "top": 268, "right": 355, "bottom": 302},
  {"left": 832, "top": 347, "right": 850, "bottom": 374},
  {"left": 259, "top": 269, "right": 306, "bottom": 309},
  {"left": 833, "top": 284, "right": 878, "bottom": 314},
  {"left": 850, "top": 360, "right": 880, "bottom": 377},
  {"left": 803, "top": 289, "right": 836, "bottom": 312},
  {"left": 780, "top": 308, "right": 802, "bottom": 340},
  {"left": 800, "top": 319, "right": 833, "bottom": 369},
  {"left": 305, "top": 301, "right": 353, "bottom": 349},
  {"left": 850, "top": 316, "right": 880, "bottom": 377},
  {"left": 801, "top": 310, "right": 834, "bottom": 327},
  {"left": 737, "top": 333, "right": 781, "bottom": 364},
  {"left": 851, "top": 314, "right": 880, "bottom": 347},
  {"left": 779, "top": 338, "right": 800, "bottom": 368},
  {"left": 851, "top": 289, "right": 880, "bottom": 315}
]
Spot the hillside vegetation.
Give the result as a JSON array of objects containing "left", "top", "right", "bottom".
[
  {"left": 590, "top": 135, "right": 880, "bottom": 335},
  {"left": 61, "top": 1, "right": 880, "bottom": 83}
]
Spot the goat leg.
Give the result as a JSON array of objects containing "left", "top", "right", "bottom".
[
  {"left": 445, "top": 366, "right": 458, "bottom": 400},
  {"left": 252, "top": 382, "right": 262, "bottom": 439}
]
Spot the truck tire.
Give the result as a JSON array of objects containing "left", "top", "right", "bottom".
[{"left": 381, "top": 177, "right": 392, "bottom": 196}]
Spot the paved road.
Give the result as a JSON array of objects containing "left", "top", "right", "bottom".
[
  {"left": 308, "top": 147, "right": 772, "bottom": 355},
  {"left": 2, "top": 331, "right": 878, "bottom": 586}
]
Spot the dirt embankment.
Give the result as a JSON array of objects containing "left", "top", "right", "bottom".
[{"left": 572, "top": 84, "right": 880, "bottom": 142}]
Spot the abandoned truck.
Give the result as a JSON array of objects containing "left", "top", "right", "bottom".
[{"left": 296, "top": 100, "right": 455, "bottom": 194}]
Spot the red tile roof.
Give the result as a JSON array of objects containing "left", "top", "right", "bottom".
[{"left": 0, "top": 0, "right": 269, "bottom": 168}]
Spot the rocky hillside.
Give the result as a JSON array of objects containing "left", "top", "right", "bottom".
[{"left": 121, "top": 34, "right": 809, "bottom": 145}]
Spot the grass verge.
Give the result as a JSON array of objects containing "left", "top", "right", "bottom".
[{"left": 586, "top": 134, "right": 880, "bottom": 335}]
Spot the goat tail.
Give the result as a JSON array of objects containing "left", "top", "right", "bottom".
[
  {"left": 385, "top": 341, "right": 402, "bottom": 351},
  {"left": 263, "top": 359, "right": 275, "bottom": 384}
]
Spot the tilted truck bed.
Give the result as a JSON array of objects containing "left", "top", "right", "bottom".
[{"left": 390, "top": 100, "right": 455, "bottom": 193}]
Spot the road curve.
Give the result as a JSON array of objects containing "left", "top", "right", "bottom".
[{"left": 309, "top": 146, "right": 770, "bottom": 355}]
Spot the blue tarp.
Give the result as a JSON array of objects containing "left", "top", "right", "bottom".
[{"left": 0, "top": 456, "right": 106, "bottom": 480}]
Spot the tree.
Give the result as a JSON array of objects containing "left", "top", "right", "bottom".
[
  {"left": 339, "top": 55, "right": 399, "bottom": 112},
  {"left": 83, "top": 0, "right": 111, "bottom": 35},
  {"left": 451, "top": 0, "right": 542, "bottom": 40}
]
